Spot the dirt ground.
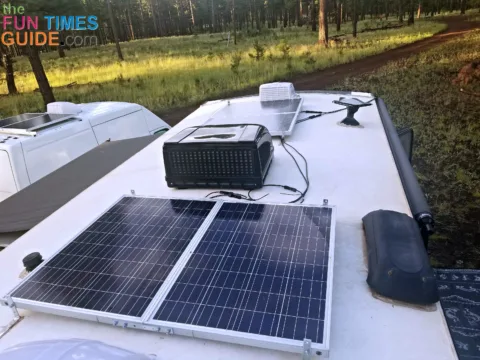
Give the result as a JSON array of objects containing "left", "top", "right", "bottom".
[{"left": 159, "top": 15, "right": 480, "bottom": 125}]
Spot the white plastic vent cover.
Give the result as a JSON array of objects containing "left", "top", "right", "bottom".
[{"left": 259, "top": 82, "right": 297, "bottom": 102}]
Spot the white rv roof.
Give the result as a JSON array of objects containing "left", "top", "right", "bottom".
[
  {"left": 0, "top": 92, "right": 456, "bottom": 360},
  {"left": 79, "top": 102, "right": 143, "bottom": 127}
]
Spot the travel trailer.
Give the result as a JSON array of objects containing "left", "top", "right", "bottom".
[{"left": 0, "top": 85, "right": 461, "bottom": 360}]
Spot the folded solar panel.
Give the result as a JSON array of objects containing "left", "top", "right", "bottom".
[
  {"left": 203, "top": 98, "right": 303, "bottom": 137},
  {"left": 4, "top": 196, "right": 335, "bottom": 355}
]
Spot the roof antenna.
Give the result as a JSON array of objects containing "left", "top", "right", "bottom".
[{"left": 333, "top": 97, "right": 372, "bottom": 127}]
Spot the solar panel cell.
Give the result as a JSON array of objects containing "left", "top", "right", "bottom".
[
  {"left": 153, "top": 202, "right": 332, "bottom": 344},
  {"left": 11, "top": 197, "right": 215, "bottom": 317}
]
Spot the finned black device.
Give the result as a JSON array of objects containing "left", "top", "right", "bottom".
[
  {"left": 333, "top": 97, "right": 372, "bottom": 127},
  {"left": 163, "top": 124, "right": 273, "bottom": 189}
]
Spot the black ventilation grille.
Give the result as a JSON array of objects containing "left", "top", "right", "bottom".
[{"left": 168, "top": 149, "right": 255, "bottom": 177}]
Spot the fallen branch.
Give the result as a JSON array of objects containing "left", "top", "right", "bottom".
[
  {"left": 460, "top": 88, "right": 480, "bottom": 97},
  {"left": 33, "top": 81, "right": 79, "bottom": 93},
  {"left": 360, "top": 24, "right": 404, "bottom": 33},
  {"left": 329, "top": 23, "right": 405, "bottom": 40}
]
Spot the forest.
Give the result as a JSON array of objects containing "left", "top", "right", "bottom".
[
  {"left": 1, "top": 0, "right": 473, "bottom": 42},
  {"left": 0, "top": 0, "right": 477, "bottom": 112}
]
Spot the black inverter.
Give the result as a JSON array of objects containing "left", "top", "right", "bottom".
[{"left": 163, "top": 124, "right": 273, "bottom": 189}]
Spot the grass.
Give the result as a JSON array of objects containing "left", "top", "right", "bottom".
[
  {"left": 330, "top": 30, "right": 480, "bottom": 268},
  {"left": 0, "top": 19, "right": 445, "bottom": 117},
  {"left": 467, "top": 14, "right": 480, "bottom": 21}
]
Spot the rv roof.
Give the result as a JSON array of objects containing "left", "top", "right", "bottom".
[
  {"left": 0, "top": 92, "right": 455, "bottom": 360},
  {"left": 79, "top": 101, "right": 143, "bottom": 127}
]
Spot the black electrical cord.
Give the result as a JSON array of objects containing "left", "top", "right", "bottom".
[
  {"left": 296, "top": 108, "right": 346, "bottom": 124},
  {"left": 296, "top": 97, "right": 376, "bottom": 124},
  {"left": 205, "top": 190, "right": 251, "bottom": 200},
  {"left": 280, "top": 139, "right": 309, "bottom": 203},
  {"left": 247, "top": 184, "right": 302, "bottom": 202},
  {"left": 207, "top": 140, "right": 310, "bottom": 204}
]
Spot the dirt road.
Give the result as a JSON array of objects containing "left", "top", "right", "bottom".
[{"left": 159, "top": 16, "right": 480, "bottom": 125}]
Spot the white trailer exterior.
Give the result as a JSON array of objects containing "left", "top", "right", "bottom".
[{"left": 0, "top": 102, "right": 170, "bottom": 202}]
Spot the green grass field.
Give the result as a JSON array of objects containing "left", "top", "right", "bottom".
[
  {"left": 331, "top": 30, "right": 480, "bottom": 268},
  {"left": 0, "top": 19, "right": 445, "bottom": 117}
]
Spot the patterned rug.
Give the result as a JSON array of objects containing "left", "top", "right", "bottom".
[{"left": 435, "top": 269, "right": 480, "bottom": 360}]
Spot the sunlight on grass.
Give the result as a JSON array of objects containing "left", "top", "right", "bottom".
[{"left": 0, "top": 19, "right": 445, "bottom": 116}]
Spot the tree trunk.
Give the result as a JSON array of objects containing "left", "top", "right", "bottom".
[
  {"left": 4, "top": 54, "right": 17, "bottom": 94},
  {"left": 232, "top": 0, "right": 237, "bottom": 44},
  {"left": 107, "top": 0, "right": 124, "bottom": 61},
  {"left": 352, "top": 0, "right": 357, "bottom": 37},
  {"left": 0, "top": 47, "right": 18, "bottom": 95},
  {"left": 460, "top": 0, "right": 466, "bottom": 14},
  {"left": 296, "top": 0, "right": 301, "bottom": 25},
  {"left": 58, "top": 32, "right": 66, "bottom": 58},
  {"left": 318, "top": 0, "right": 328, "bottom": 46},
  {"left": 211, "top": 0, "right": 215, "bottom": 31},
  {"left": 399, "top": 0, "right": 404, "bottom": 23},
  {"left": 336, "top": 0, "right": 341, "bottom": 31},
  {"left": 139, "top": 4, "right": 146, "bottom": 37},
  {"left": 126, "top": 4, "right": 135, "bottom": 40},
  {"left": 189, "top": 0, "right": 195, "bottom": 27},
  {"left": 150, "top": 0, "right": 160, "bottom": 36},
  {"left": 311, "top": 0, "right": 316, "bottom": 31},
  {"left": 254, "top": 0, "right": 261, "bottom": 29},
  {"left": 417, "top": 2, "right": 421, "bottom": 18},
  {"left": 408, "top": 0, "right": 415, "bottom": 24},
  {"left": 26, "top": 45, "right": 55, "bottom": 105}
]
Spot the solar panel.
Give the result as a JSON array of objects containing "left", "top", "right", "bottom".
[
  {"left": 152, "top": 202, "right": 333, "bottom": 345},
  {"left": 0, "top": 113, "right": 41, "bottom": 128},
  {"left": 0, "top": 113, "right": 76, "bottom": 130},
  {"left": 5, "top": 196, "right": 335, "bottom": 354},
  {"left": 204, "top": 98, "right": 303, "bottom": 137},
  {"left": 10, "top": 197, "right": 215, "bottom": 318}
]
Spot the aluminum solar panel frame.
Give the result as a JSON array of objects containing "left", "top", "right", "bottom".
[
  {"left": 144, "top": 201, "right": 336, "bottom": 356},
  {"left": 4, "top": 196, "right": 222, "bottom": 327},
  {"left": 203, "top": 97, "right": 303, "bottom": 137}
]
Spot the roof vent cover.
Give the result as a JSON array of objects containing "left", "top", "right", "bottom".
[{"left": 259, "top": 82, "right": 297, "bottom": 102}]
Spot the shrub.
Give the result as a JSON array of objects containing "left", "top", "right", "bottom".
[
  {"left": 276, "top": 39, "right": 291, "bottom": 58},
  {"left": 248, "top": 40, "right": 265, "bottom": 61},
  {"left": 230, "top": 52, "right": 242, "bottom": 74},
  {"left": 304, "top": 56, "right": 316, "bottom": 66}
]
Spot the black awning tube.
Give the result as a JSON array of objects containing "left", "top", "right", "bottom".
[{"left": 376, "top": 98, "right": 435, "bottom": 247}]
